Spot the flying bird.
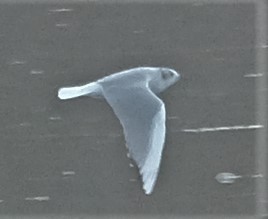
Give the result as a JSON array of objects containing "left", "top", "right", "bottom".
[{"left": 58, "top": 67, "right": 180, "bottom": 195}]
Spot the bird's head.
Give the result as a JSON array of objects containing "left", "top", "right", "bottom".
[{"left": 149, "top": 67, "right": 180, "bottom": 94}]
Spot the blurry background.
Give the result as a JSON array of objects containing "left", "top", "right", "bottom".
[{"left": 0, "top": 0, "right": 263, "bottom": 218}]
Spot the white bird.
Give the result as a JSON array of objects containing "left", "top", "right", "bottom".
[{"left": 58, "top": 67, "right": 180, "bottom": 195}]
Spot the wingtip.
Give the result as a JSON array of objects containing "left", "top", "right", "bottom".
[
  {"left": 143, "top": 181, "right": 155, "bottom": 195},
  {"left": 141, "top": 169, "right": 158, "bottom": 195},
  {"left": 143, "top": 186, "right": 153, "bottom": 195}
]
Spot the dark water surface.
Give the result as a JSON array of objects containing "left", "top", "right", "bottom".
[{"left": 0, "top": 1, "right": 258, "bottom": 217}]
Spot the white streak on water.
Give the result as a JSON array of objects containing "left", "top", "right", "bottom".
[
  {"left": 49, "top": 8, "right": 73, "bottom": 13},
  {"left": 62, "top": 171, "right": 75, "bottom": 176},
  {"left": 251, "top": 174, "right": 264, "bottom": 178},
  {"left": 244, "top": 73, "right": 263, "bottom": 77},
  {"left": 49, "top": 116, "right": 62, "bottom": 121},
  {"left": 215, "top": 172, "right": 242, "bottom": 184},
  {"left": 0, "top": 200, "right": 4, "bottom": 203},
  {"left": 129, "top": 179, "right": 137, "bottom": 182},
  {"left": 30, "top": 70, "right": 44, "bottom": 75},
  {"left": 55, "top": 23, "right": 68, "bottom": 27},
  {"left": 25, "top": 196, "right": 50, "bottom": 201},
  {"left": 215, "top": 172, "right": 264, "bottom": 184},
  {"left": 181, "top": 124, "right": 263, "bottom": 133},
  {"left": 9, "top": 60, "right": 26, "bottom": 65},
  {"left": 19, "top": 122, "right": 31, "bottom": 127}
]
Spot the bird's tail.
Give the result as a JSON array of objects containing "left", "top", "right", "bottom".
[{"left": 58, "top": 82, "right": 101, "bottom": 100}]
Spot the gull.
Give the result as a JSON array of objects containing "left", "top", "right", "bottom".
[{"left": 58, "top": 67, "right": 180, "bottom": 195}]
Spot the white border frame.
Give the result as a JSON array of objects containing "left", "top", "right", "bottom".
[
  {"left": 0, "top": 0, "right": 266, "bottom": 218},
  {"left": 255, "top": 1, "right": 267, "bottom": 218}
]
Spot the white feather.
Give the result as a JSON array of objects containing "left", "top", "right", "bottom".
[
  {"left": 140, "top": 104, "right": 166, "bottom": 195},
  {"left": 58, "top": 82, "right": 99, "bottom": 100}
]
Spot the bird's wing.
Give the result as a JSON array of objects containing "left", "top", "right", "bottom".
[{"left": 102, "top": 85, "right": 166, "bottom": 195}]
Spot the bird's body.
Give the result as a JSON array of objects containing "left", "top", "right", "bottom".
[{"left": 58, "top": 67, "right": 180, "bottom": 195}]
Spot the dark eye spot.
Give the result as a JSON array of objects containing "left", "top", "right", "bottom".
[{"left": 161, "top": 70, "right": 173, "bottom": 80}]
